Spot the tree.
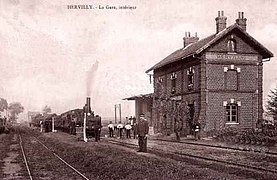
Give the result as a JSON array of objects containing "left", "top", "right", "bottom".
[
  {"left": 8, "top": 102, "right": 24, "bottom": 123},
  {"left": 0, "top": 98, "right": 8, "bottom": 112},
  {"left": 266, "top": 87, "right": 277, "bottom": 120},
  {"left": 42, "top": 105, "right": 51, "bottom": 114}
]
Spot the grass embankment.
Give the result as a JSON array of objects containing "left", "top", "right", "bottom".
[{"left": 36, "top": 130, "right": 246, "bottom": 180}]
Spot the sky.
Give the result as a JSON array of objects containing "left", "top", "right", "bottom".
[{"left": 0, "top": 0, "right": 277, "bottom": 119}]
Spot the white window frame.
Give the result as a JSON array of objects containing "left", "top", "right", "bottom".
[
  {"left": 226, "top": 103, "right": 239, "bottom": 124},
  {"left": 187, "top": 67, "right": 194, "bottom": 90}
]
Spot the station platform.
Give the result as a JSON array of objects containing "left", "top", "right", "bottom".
[{"left": 104, "top": 133, "right": 277, "bottom": 155}]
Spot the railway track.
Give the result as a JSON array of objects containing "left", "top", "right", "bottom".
[
  {"left": 107, "top": 139, "right": 277, "bottom": 176},
  {"left": 19, "top": 134, "right": 33, "bottom": 180},
  {"left": 153, "top": 138, "right": 277, "bottom": 156},
  {"left": 18, "top": 130, "right": 90, "bottom": 180}
]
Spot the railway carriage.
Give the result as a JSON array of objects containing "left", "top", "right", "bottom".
[
  {"left": 31, "top": 114, "right": 43, "bottom": 127},
  {"left": 59, "top": 109, "right": 83, "bottom": 134},
  {"left": 31, "top": 97, "right": 102, "bottom": 138},
  {"left": 31, "top": 113, "right": 58, "bottom": 132},
  {"left": 55, "top": 97, "right": 102, "bottom": 138}
]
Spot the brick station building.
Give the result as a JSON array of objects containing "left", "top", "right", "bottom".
[{"left": 146, "top": 11, "right": 273, "bottom": 136}]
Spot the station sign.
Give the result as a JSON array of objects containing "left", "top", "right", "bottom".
[{"left": 206, "top": 52, "right": 258, "bottom": 61}]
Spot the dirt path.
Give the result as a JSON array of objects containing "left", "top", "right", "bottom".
[{"left": 2, "top": 134, "right": 25, "bottom": 180}]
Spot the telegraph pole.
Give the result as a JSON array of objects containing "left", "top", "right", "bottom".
[
  {"left": 114, "top": 104, "right": 122, "bottom": 123},
  {"left": 119, "top": 104, "right": 121, "bottom": 122},
  {"left": 114, "top": 104, "right": 117, "bottom": 124}
]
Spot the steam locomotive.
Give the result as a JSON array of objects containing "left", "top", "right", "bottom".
[{"left": 31, "top": 97, "right": 102, "bottom": 137}]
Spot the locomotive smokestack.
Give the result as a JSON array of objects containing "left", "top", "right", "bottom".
[{"left": 86, "top": 97, "right": 91, "bottom": 113}]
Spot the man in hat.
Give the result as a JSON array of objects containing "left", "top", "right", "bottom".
[
  {"left": 107, "top": 121, "right": 114, "bottom": 138},
  {"left": 137, "top": 113, "right": 149, "bottom": 152}
]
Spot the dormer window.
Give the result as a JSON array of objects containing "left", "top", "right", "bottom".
[
  {"left": 187, "top": 67, "right": 194, "bottom": 91},
  {"left": 170, "top": 72, "right": 177, "bottom": 94},
  {"left": 227, "top": 39, "right": 236, "bottom": 53}
]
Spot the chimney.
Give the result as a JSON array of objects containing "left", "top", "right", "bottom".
[
  {"left": 183, "top": 31, "right": 199, "bottom": 47},
  {"left": 215, "top": 11, "right": 227, "bottom": 33},
  {"left": 236, "top": 12, "right": 247, "bottom": 31}
]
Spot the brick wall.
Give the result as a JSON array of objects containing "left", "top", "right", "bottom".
[
  {"left": 206, "top": 64, "right": 225, "bottom": 90},
  {"left": 258, "top": 57, "right": 263, "bottom": 126},
  {"left": 206, "top": 63, "right": 258, "bottom": 91},
  {"left": 208, "top": 33, "right": 258, "bottom": 54},
  {"left": 206, "top": 92, "right": 257, "bottom": 132},
  {"left": 239, "top": 65, "right": 258, "bottom": 91},
  {"left": 205, "top": 60, "right": 260, "bottom": 132}
]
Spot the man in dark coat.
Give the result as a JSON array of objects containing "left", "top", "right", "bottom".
[
  {"left": 107, "top": 121, "right": 114, "bottom": 138},
  {"left": 137, "top": 113, "right": 149, "bottom": 152},
  {"left": 174, "top": 118, "right": 181, "bottom": 142},
  {"left": 132, "top": 116, "right": 137, "bottom": 139}
]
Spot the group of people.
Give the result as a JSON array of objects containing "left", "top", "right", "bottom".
[
  {"left": 108, "top": 113, "right": 149, "bottom": 152},
  {"left": 108, "top": 114, "right": 202, "bottom": 153},
  {"left": 108, "top": 121, "right": 136, "bottom": 139}
]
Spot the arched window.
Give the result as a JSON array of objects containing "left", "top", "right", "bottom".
[
  {"left": 227, "top": 39, "right": 236, "bottom": 52},
  {"left": 226, "top": 103, "right": 238, "bottom": 123}
]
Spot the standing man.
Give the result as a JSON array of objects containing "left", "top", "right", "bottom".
[
  {"left": 108, "top": 121, "right": 114, "bottom": 138},
  {"left": 117, "top": 121, "right": 124, "bottom": 138},
  {"left": 133, "top": 122, "right": 137, "bottom": 139},
  {"left": 137, "top": 113, "right": 149, "bottom": 152},
  {"left": 40, "top": 120, "right": 43, "bottom": 132},
  {"left": 174, "top": 118, "right": 181, "bottom": 142},
  {"left": 125, "top": 122, "right": 132, "bottom": 138},
  {"left": 94, "top": 115, "right": 102, "bottom": 142},
  {"left": 193, "top": 121, "right": 201, "bottom": 140}
]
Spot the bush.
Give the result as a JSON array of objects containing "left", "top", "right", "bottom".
[{"left": 213, "top": 127, "right": 277, "bottom": 146}]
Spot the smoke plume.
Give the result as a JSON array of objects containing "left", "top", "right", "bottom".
[{"left": 86, "top": 60, "right": 99, "bottom": 96}]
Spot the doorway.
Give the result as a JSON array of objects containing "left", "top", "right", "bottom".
[{"left": 187, "top": 103, "right": 194, "bottom": 135}]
